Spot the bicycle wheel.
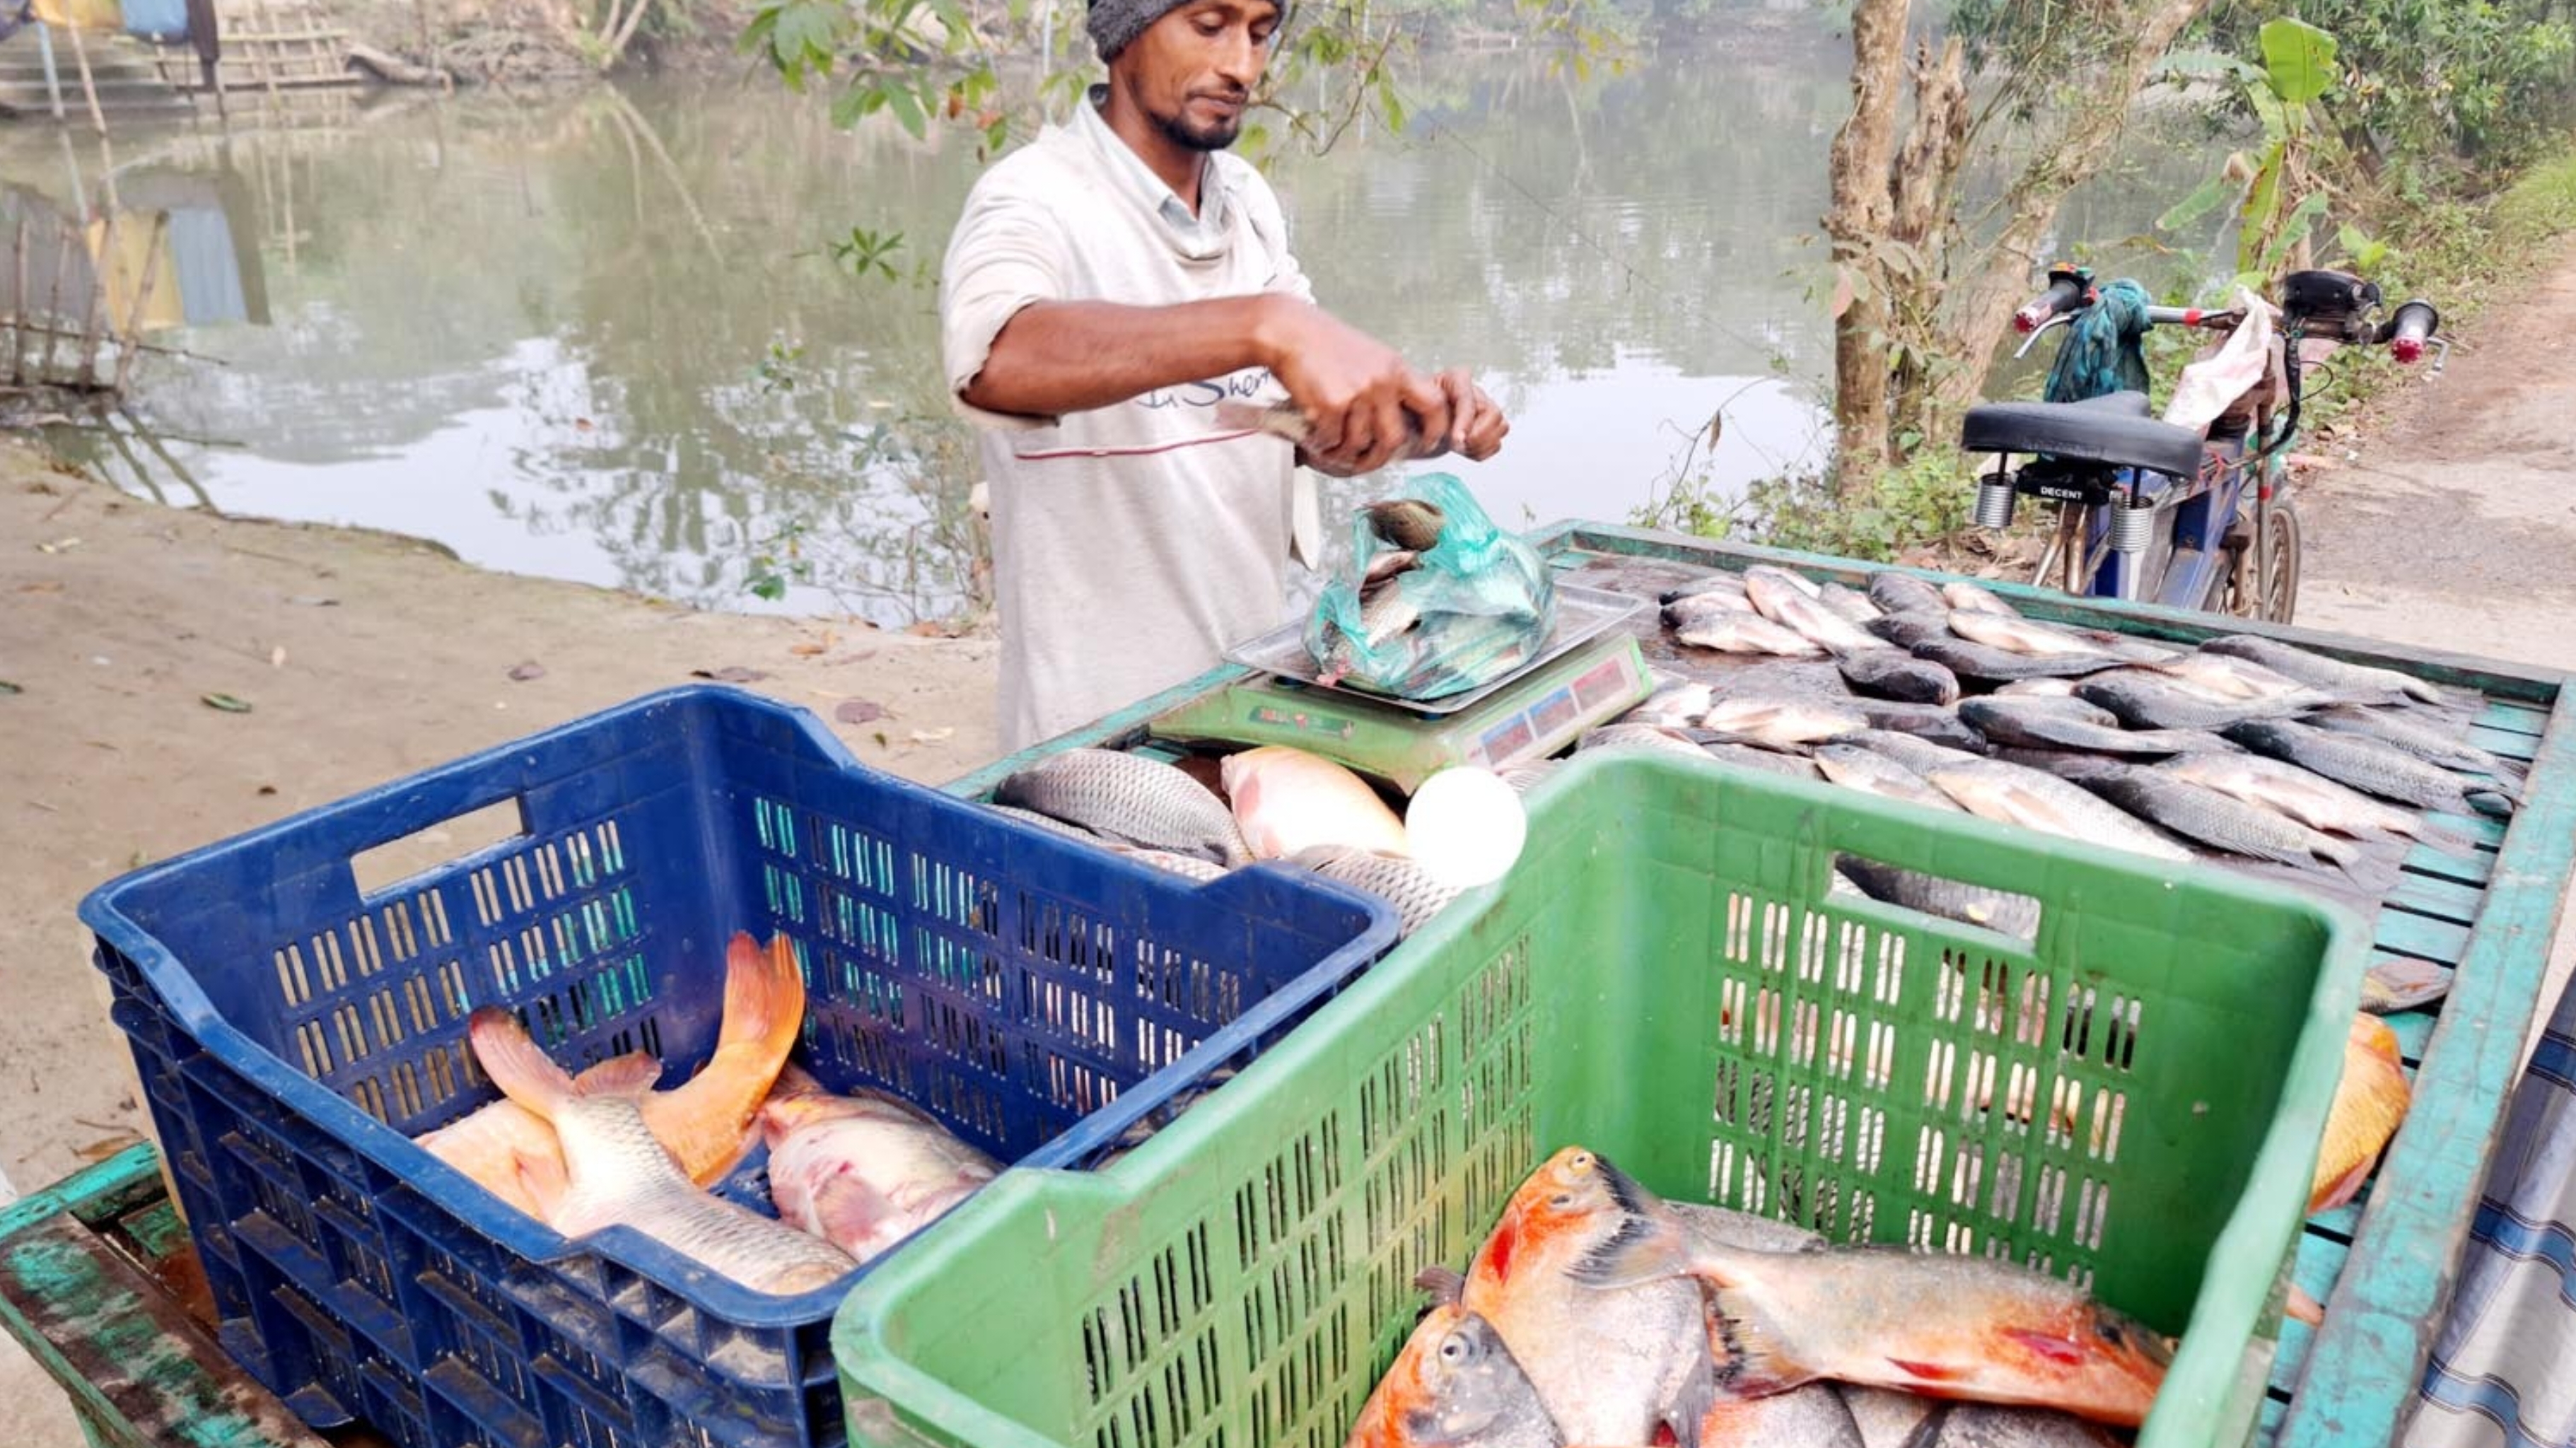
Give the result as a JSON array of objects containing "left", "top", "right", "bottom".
[{"left": 2259, "top": 496, "right": 2302, "bottom": 623}]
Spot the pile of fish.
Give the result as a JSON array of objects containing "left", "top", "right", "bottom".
[
  {"left": 416, "top": 932, "right": 997, "bottom": 1295},
  {"left": 1593, "top": 566, "right": 2516, "bottom": 909},
  {"left": 1350, "top": 1146, "right": 2166, "bottom": 1448},
  {"left": 1307, "top": 493, "right": 1556, "bottom": 701},
  {"left": 988, "top": 744, "right": 1473, "bottom": 937}
]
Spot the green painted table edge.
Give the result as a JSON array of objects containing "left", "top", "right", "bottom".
[{"left": 938, "top": 520, "right": 2576, "bottom": 1448}]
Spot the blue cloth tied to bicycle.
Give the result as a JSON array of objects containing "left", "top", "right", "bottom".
[{"left": 2045, "top": 278, "right": 2154, "bottom": 404}]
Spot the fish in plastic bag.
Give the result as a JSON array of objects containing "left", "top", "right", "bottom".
[{"left": 1303, "top": 474, "right": 1556, "bottom": 701}]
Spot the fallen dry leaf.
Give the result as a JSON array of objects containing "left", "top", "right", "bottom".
[
  {"left": 834, "top": 699, "right": 887, "bottom": 725},
  {"left": 692, "top": 666, "right": 771, "bottom": 684},
  {"left": 202, "top": 691, "right": 253, "bottom": 713},
  {"left": 507, "top": 662, "right": 547, "bottom": 682}
]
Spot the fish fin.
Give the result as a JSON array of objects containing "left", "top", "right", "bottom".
[
  {"left": 719, "top": 932, "right": 810, "bottom": 1071},
  {"left": 467, "top": 1008, "right": 576, "bottom": 1121},
  {"left": 511, "top": 1147, "right": 569, "bottom": 1221},
  {"left": 1568, "top": 1210, "right": 1711, "bottom": 1290},
  {"left": 2469, "top": 789, "right": 2516, "bottom": 819},
  {"left": 2285, "top": 1283, "right": 2326, "bottom": 1328},
  {"left": 1411, "top": 1265, "right": 1468, "bottom": 1305},
  {"left": 1708, "top": 1291, "right": 1806, "bottom": 1394},
  {"left": 573, "top": 1051, "right": 663, "bottom": 1099},
  {"left": 2308, "top": 1157, "right": 2374, "bottom": 1215},
  {"left": 808, "top": 1171, "right": 902, "bottom": 1263},
  {"left": 1663, "top": 1330, "right": 1719, "bottom": 1448}
]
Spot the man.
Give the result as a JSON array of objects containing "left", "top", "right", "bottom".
[{"left": 940, "top": 0, "right": 1510, "bottom": 753}]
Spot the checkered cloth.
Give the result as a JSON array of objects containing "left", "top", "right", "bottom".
[{"left": 2409, "top": 981, "right": 2576, "bottom": 1448}]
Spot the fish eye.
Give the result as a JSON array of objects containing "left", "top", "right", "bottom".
[
  {"left": 1440, "top": 1336, "right": 1469, "bottom": 1361},
  {"left": 2097, "top": 1319, "right": 2126, "bottom": 1347},
  {"left": 1570, "top": 1152, "right": 1594, "bottom": 1170},
  {"left": 1549, "top": 1192, "right": 1574, "bottom": 1208}
]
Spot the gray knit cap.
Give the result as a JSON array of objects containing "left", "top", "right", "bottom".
[{"left": 1087, "top": 0, "right": 1187, "bottom": 62}]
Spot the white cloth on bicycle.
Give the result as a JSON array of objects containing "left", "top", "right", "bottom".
[{"left": 2163, "top": 287, "right": 2278, "bottom": 436}]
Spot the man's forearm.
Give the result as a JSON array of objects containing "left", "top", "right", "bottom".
[{"left": 962, "top": 296, "right": 1290, "bottom": 418}]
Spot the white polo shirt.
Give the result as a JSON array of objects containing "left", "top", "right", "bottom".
[{"left": 940, "top": 92, "right": 1316, "bottom": 754}]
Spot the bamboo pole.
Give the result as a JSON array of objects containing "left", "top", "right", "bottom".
[
  {"left": 33, "top": 23, "right": 68, "bottom": 121},
  {"left": 63, "top": 21, "right": 110, "bottom": 137},
  {"left": 73, "top": 206, "right": 122, "bottom": 388},
  {"left": 112, "top": 213, "right": 168, "bottom": 395},
  {"left": 8, "top": 216, "right": 27, "bottom": 386},
  {"left": 40, "top": 216, "right": 69, "bottom": 382}
]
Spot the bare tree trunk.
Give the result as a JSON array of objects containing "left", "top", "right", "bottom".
[
  {"left": 1927, "top": 0, "right": 2210, "bottom": 422},
  {"left": 1824, "top": 0, "right": 1909, "bottom": 492}
]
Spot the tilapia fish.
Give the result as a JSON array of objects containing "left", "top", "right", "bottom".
[
  {"left": 1674, "top": 612, "right": 1824, "bottom": 658},
  {"left": 2222, "top": 720, "right": 2514, "bottom": 818},
  {"left": 996, "top": 748, "right": 1251, "bottom": 864},
  {"left": 1346, "top": 1304, "right": 1563, "bottom": 1448},
  {"left": 1839, "top": 650, "right": 1962, "bottom": 705},
  {"left": 1700, "top": 740, "right": 1828, "bottom": 780},
  {"left": 1581, "top": 723, "right": 1713, "bottom": 761},
  {"left": 1222, "top": 745, "right": 1410, "bottom": 859},
  {"left": 1365, "top": 498, "right": 1450, "bottom": 553},
  {"left": 2313, "top": 1013, "right": 2412, "bottom": 1214},
  {"left": 1924, "top": 759, "right": 2196, "bottom": 863},
  {"left": 2304, "top": 704, "right": 2527, "bottom": 790},
  {"left": 2068, "top": 766, "right": 2359, "bottom": 871},
  {"left": 1913, "top": 638, "right": 2126, "bottom": 683},
  {"left": 2138, "top": 650, "right": 2336, "bottom": 706},
  {"left": 1662, "top": 592, "right": 1754, "bottom": 629},
  {"left": 1959, "top": 698, "right": 2222, "bottom": 758},
  {"left": 1855, "top": 703, "right": 1987, "bottom": 753},
  {"left": 1943, "top": 580, "right": 2022, "bottom": 617},
  {"left": 1630, "top": 681, "right": 1715, "bottom": 728},
  {"left": 2075, "top": 672, "right": 2300, "bottom": 731},
  {"left": 1291, "top": 844, "right": 1463, "bottom": 938},
  {"left": 1703, "top": 696, "right": 1870, "bottom": 749},
  {"left": 1744, "top": 564, "right": 1822, "bottom": 600},
  {"left": 1814, "top": 744, "right": 1963, "bottom": 812},
  {"left": 1836, "top": 856, "right": 2041, "bottom": 937},
  {"left": 1463, "top": 1149, "right": 1715, "bottom": 1448},
  {"left": 2201, "top": 635, "right": 2456, "bottom": 706},
  {"left": 467, "top": 1010, "right": 856, "bottom": 1294},
  {"left": 1867, "top": 571, "right": 1950, "bottom": 615},
  {"left": 1946, "top": 612, "right": 2121, "bottom": 660},
  {"left": 1993, "top": 677, "right": 2080, "bottom": 699},
  {"left": 762, "top": 1064, "right": 998, "bottom": 1265},
  {"left": 424, "top": 930, "right": 806, "bottom": 1214},
  {"left": 1817, "top": 581, "right": 1883, "bottom": 626},
  {"left": 2158, "top": 752, "right": 2479, "bottom": 853},
  {"left": 1575, "top": 1199, "right": 2170, "bottom": 1427},
  {"left": 1748, "top": 571, "right": 1888, "bottom": 655},
  {"left": 1660, "top": 573, "right": 1749, "bottom": 606},
  {"left": 1837, "top": 728, "right": 1986, "bottom": 776},
  {"left": 1867, "top": 609, "right": 1959, "bottom": 651}
]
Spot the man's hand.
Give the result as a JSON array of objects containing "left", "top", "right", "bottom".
[
  {"left": 1259, "top": 298, "right": 1452, "bottom": 477},
  {"left": 1415, "top": 368, "right": 1509, "bottom": 462}
]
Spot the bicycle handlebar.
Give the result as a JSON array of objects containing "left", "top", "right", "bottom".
[
  {"left": 2377, "top": 299, "right": 2440, "bottom": 364},
  {"left": 2013, "top": 268, "right": 2091, "bottom": 334}
]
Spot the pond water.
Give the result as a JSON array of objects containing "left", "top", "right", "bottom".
[{"left": 4, "top": 25, "right": 2220, "bottom": 624}]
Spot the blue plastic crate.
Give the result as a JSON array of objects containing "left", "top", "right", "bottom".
[{"left": 79, "top": 686, "right": 1396, "bottom": 1448}]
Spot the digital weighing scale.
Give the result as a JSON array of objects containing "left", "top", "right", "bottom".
[{"left": 1148, "top": 585, "right": 1655, "bottom": 793}]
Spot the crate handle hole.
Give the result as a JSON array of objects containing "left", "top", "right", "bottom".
[
  {"left": 1829, "top": 853, "right": 2041, "bottom": 944},
  {"left": 352, "top": 799, "right": 530, "bottom": 899}
]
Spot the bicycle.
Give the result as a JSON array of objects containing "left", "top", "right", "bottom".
[{"left": 1957, "top": 264, "right": 2444, "bottom": 624}]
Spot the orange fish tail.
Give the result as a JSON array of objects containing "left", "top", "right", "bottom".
[
  {"left": 652, "top": 931, "right": 810, "bottom": 1183},
  {"left": 467, "top": 1008, "right": 577, "bottom": 1121}
]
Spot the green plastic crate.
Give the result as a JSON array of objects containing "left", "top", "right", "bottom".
[{"left": 832, "top": 751, "right": 2369, "bottom": 1448}]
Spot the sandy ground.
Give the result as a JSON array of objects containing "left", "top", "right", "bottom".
[{"left": 5, "top": 249, "right": 2576, "bottom": 1442}]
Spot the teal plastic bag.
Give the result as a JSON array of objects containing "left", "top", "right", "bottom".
[{"left": 1302, "top": 474, "right": 1557, "bottom": 701}]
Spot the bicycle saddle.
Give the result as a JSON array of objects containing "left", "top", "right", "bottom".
[{"left": 1959, "top": 390, "right": 2206, "bottom": 481}]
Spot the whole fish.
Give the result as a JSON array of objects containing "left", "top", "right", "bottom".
[
  {"left": 1839, "top": 650, "right": 1962, "bottom": 705},
  {"left": 996, "top": 749, "right": 1250, "bottom": 865},
  {"left": 1631, "top": 681, "right": 1716, "bottom": 729},
  {"left": 2201, "top": 635, "right": 2456, "bottom": 706},
  {"left": 1911, "top": 638, "right": 2126, "bottom": 683},
  {"left": 1947, "top": 612, "right": 2117, "bottom": 660},
  {"left": 1346, "top": 1304, "right": 1563, "bottom": 1448},
  {"left": 426, "top": 931, "right": 810, "bottom": 1215},
  {"left": 1942, "top": 580, "right": 2022, "bottom": 617},
  {"left": 2159, "top": 752, "right": 2480, "bottom": 853},
  {"left": 1744, "top": 564, "right": 1823, "bottom": 600},
  {"left": 1814, "top": 745, "right": 1964, "bottom": 812},
  {"left": 2138, "top": 650, "right": 2340, "bottom": 706},
  {"left": 1662, "top": 592, "right": 1755, "bottom": 630},
  {"left": 1222, "top": 745, "right": 1410, "bottom": 859},
  {"left": 1817, "top": 581, "right": 1883, "bottom": 626},
  {"left": 1856, "top": 703, "right": 1988, "bottom": 753},
  {"left": 1843, "top": 1391, "right": 2122, "bottom": 1448},
  {"left": 762, "top": 1064, "right": 998, "bottom": 1264},
  {"left": 1573, "top": 1198, "right": 2169, "bottom": 1427},
  {"left": 1660, "top": 573, "right": 1750, "bottom": 606},
  {"left": 467, "top": 1010, "right": 857, "bottom": 1294},
  {"left": 1923, "top": 759, "right": 2196, "bottom": 863},
  {"left": 2304, "top": 704, "right": 2527, "bottom": 789},
  {"left": 2222, "top": 720, "right": 2514, "bottom": 817},
  {"left": 1748, "top": 573, "right": 1889, "bottom": 655},
  {"left": 1866, "top": 609, "right": 1958, "bottom": 650},
  {"left": 1674, "top": 612, "right": 1825, "bottom": 658},
  {"left": 1463, "top": 1148, "right": 1715, "bottom": 1448},
  {"left": 1993, "top": 677, "right": 2081, "bottom": 699},
  {"left": 1867, "top": 571, "right": 1950, "bottom": 615},
  {"left": 1703, "top": 696, "right": 1871, "bottom": 749},
  {"left": 1959, "top": 698, "right": 2225, "bottom": 758},
  {"left": 2075, "top": 672, "right": 2299, "bottom": 731},
  {"left": 1838, "top": 728, "right": 1986, "bottom": 776},
  {"left": 1290, "top": 844, "right": 1463, "bottom": 938},
  {"left": 2312, "top": 1013, "right": 2412, "bottom": 1213},
  {"left": 2068, "top": 765, "right": 2360, "bottom": 870},
  {"left": 1836, "top": 857, "right": 2041, "bottom": 937}
]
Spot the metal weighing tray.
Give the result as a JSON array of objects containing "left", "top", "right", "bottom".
[{"left": 1221, "top": 584, "right": 1646, "bottom": 717}]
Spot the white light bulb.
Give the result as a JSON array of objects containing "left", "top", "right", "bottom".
[{"left": 1405, "top": 767, "right": 1528, "bottom": 890}]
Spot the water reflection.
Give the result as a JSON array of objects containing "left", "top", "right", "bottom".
[{"left": 8, "top": 30, "right": 2220, "bottom": 626}]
